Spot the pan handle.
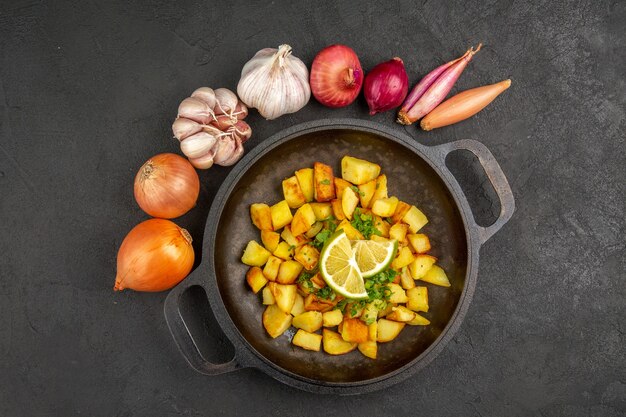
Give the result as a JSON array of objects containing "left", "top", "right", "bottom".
[
  {"left": 164, "top": 267, "right": 245, "bottom": 375},
  {"left": 430, "top": 139, "right": 515, "bottom": 244}
]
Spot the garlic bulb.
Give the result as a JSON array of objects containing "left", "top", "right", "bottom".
[{"left": 237, "top": 44, "right": 310, "bottom": 120}]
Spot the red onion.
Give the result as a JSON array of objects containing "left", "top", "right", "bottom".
[
  {"left": 310, "top": 44, "right": 363, "bottom": 108},
  {"left": 398, "top": 44, "right": 481, "bottom": 125},
  {"left": 364, "top": 57, "right": 409, "bottom": 115}
]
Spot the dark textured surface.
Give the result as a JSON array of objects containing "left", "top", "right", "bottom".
[{"left": 0, "top": 0, "right": 624, "bottom": 415}]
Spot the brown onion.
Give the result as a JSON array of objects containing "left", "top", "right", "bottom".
[
  {"left": 134, "top": 153, "right": 199, "bottom": 219},
  {"left": 114, "top": 219, "right": 194, "bottom": 292}
]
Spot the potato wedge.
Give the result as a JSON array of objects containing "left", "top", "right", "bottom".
[
  {"left": 371, "top": 196, "right": 399, "bottom": 218},
  {"left": 250, "top": 203, "right": 273, "bottom": 230},
  {"left": 273, "top": 241, "right": 294, "bottom": 260},
  {"left": 291, "top": 203, "right": 316, "bottom": 236},
  {"left": 294, "top": 168, "right": 314, "bottom": 202},
  {"left": 386, "top": 306, "right": 416, "bottom": 323},
  {"left": 334, "top": 177, "right": 353, "bottom": 199},
  {"left": 322, "top": 309, "right": 344, "bottom": 327},
  {"left": 368, "top": 321, "right": 378, "bottom": 341},
  {"left": 336, "top": 219, "right": 365, "bottom": 240},
  {"left": 262, "top": 255, "right": 282, "bottom": 281},
  {"left": 399, "top": 266, "right": 415, "bottom": 290},
  {"left": 268, "top": 282, "right": 297, "bottom": 313},
  {"left": 341, "top": 187, "right": 360, "bottom": 220},
  {"left": 322, "top": 329, "right": 357, "bottom": 355},
  {"left": 408, "top": 254, "right": 437, "bottom": 279},
  {"left": 406, "top": 313, "right": 431, "bottom": 326},
  {"left": 290, "top": 293, "right": 305, "bottom": 316},
  {"left": 358, "top": 179, "right": 377, "bottom": 208},
  {"left": 391, "top": 201, "right": 411, "bottom": 224},
  {"left": 341, "top": 318, "right": 369, "bottom": 343},
  {"left": 260, "top": 230, "right": 280, "bottom": 253},
  {"left": 407, "top": 286, "right": 429, "bottom": 312},
  {"left": 241, "top": 240, "right": 271, "bottom": 267},
  {"left": 309, "top": 202, "right": 333, "bottom": 220},
  {"left": 262, "top": 304, "right": 292, "bottom": 338},
  {"left": 331, "top": 199, "right": 346, "bottom": 221},
  {"left": 341, "top": 156, "right": 381, "bottom": 185},
  {"left": 262, "top": 286, "right": 275, "bottom": 305},
  {"left": 389, "top": 223, "right": 409, "bottom": 244},
  {"left": 371, "top": 174, "right": 388, "bottom": 205},
  {"left": 276, "top": 260, "right": 303, "bottom": 284},
  {"left": 292, "top": 311, "right": 323, "bottom": 333},
  {"left": 388, "top": 283, "right": 408, "bottom": 303},
  {"left": 407, "top": 233, "right": 431, "bottom": 254},
  {"left": 357, "top": 340, "right": 378, "bottom": 359},
  {"left": 292, "top": 329, "right": 322, "bottom": 351},
  {"left": 313, "top": 162, "right": 336, "bottom": 202},
  {"left": 246, "top": 266, "right": 268, "bottom": 293},
  {"left": 282, "top": 176, "right": 307, "bottom": 209},
  {"left": 402, "top": 205, "right": 428, "bottom": 233},
  {"left": 376, "top": 318, "right": 405, "bottom": 342},
  {"left": 270, "top": 200, "right": 293, "bottom": 230},
  {"left": 421, "top": 264, "right": 451, "bottom": 287},
  {"left": 294, "top": 244, "right": 320, "bottom": 271},
  {"left": 391, "top": 246, "right": 416, "bottom": 269}
]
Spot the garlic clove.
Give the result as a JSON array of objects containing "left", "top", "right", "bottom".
[
  {"left": 178, "top": 97, "right": 214, "bottom": 124},
  {"left": 188, "top": 148, "right": 216, "bottom": 170},
  {"left": 191, "top": 87, "right": 217, "bottom": 109},
  {"left": 201, "top": 124, "right": 224, "bottom": 137},
  {"left": 214, "top": 88, "right": 238, "bottom": 115},
  {"left": 211, "top": 114, "right": 238, "bottom": 131},
  {"left": 230, "top": 120, "right": 252, "bottom": 143},
  {"left": 180, "top": 131, "right": 218, "bottom": 159},
  {"left": 213, "top": 135, "right": 238, "bottom": 165},
  {"left": 219, "top": 137, "right": 244, "bottom": 166},
  {"left": 172, "top": 117, "right": 202, "bottom": 141},
  {"left": 234, "top": 100, "right": 248, "bottom": 120}
]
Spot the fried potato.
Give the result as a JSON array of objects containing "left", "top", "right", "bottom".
[
  {"left": 323, "top": 329, "right": 357, "bottom": 355},
  {"left": 263, "top": 304, "right": 292, "bottom": 338},
  {"left": 376, "top": 319, "right": 405, "bottom": 342},
  {"left": 250, "top": 203, "right": 273, "bottom": 230},
  {"left": 292, "top": 329, "right": 322, "bottom": 351},
  {"left": 341, "top": 156, "right": 381, "bottom": 185},
  {"left": 292, "top": 311, "right": 323, "bottom": 333},
  {"left": 246, "top": 266, "right": 268, "bottom": 293},
  {"left": 313, "top": 162, "right": 336, "bottom": 202},
  {"left": 241, "top": 241, "right": 271, "bottom": 267},
  {"left": 282, "top": 176, "right": 307, "bottom": 209}
]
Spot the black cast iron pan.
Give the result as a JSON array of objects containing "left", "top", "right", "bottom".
[{"left": 164, "top": 118, "right": 514, "bottom": 394}]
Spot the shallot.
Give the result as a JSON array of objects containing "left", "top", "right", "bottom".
[{"left": 364, "top": 57, "right": 409, "bottom": 115}]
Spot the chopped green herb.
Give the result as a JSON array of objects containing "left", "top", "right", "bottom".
[
  {"left": 350, "top": 208, "right": 382, "bottom": 239},
  {"left": 316, "top": 286, "right": 336, "bottom": 300},
  {"left": 320, "top": 179, "right": 331, "bottom": 185},
  {"left": 297, "top": 270, "right": 316, "bottom": 290},
  {"left": 288, "top": 244, "right": 296, "bottom": 251},
  {"left": 310, "top": 229, "right": 332, "bottom": 250},
  {"left": 350, "top": 185, "right": 365, "bottom": 197}
]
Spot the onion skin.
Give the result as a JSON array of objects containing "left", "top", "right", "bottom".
[
  {"left": 398, "top": 44, "right": 481, "bottom": 125},
  {"left": 420, "top": 79, "right": 511, "bottom": 131},
  {"left": 364, "top": 57, "right": 409, "bottom": 115},
  {"left": 134, "top": 153, "right": 199, "bottom": 219},
  {"left": 114, "top": 219, "right": 194, "bottom": 292},
  {"left": 310, "top": 44, "right": 363, "bottom": 108}
]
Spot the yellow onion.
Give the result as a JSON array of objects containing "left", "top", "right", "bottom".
[
  {"left": 134, "top": 153, "right": 200, "bottom": 219},
  {"left": 114, "top": 219, "right": 194, "bottom": 292}
]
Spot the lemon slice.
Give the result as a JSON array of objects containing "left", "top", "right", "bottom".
[
  {"left": 319, "top": 230, "right": 367, "bottom": 299},
  {"left": 352, "top": 239, "right": 398, "bottom": 278}
]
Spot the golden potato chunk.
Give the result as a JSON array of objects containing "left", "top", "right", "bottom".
[
  {"left": 407, "top": 286, "right": 429, "bottom": 312},
  {"left": 357, "top": 340, "right": 377, "bottom": 359},
  {"left": 270, "top": 200, "right": 293, "bottom": 230},
  {"left": 292, "top": 311, "right": 323, "bottom": 333},
  {"left": 246, "top": 266, "right": 268, "bottom": 293},
  {"left": 262, "top": 255, "right": 282, "bottom": 281},
  {"left": 260, "top": 230, "right": 280, "bottom": 253},
  {"left": 387, "top": 283, "right": 408, "bottom": 303},
  {"left": 281, "top": 225, "right": 309, "bottom": 247},
  {"left": 250, "top": 203, "right": 273, "bottom": 230},
  {"left": 373, "top": 215, "right": 390, "bottom": 237},
  {"left": 304, "top": 293, "right": 336, "bottom": 312},
  {"left": 331, "top": 199, "right": 346, "bottom": 221},
  {"left": 360, "top": 302, "right": 379, "bottom": 325},
  {"left": 322, "top": 309, "right": 344, "bottom": 327},
  {"left": 402, "top": 205, "right": 428, "bottom": 233},
  {"left": 276, "top": 260, "right": 303, "bottom": 284},
  {"left": 358, "top": 179, "right": 377, "bottom": 208},
  {"left": 322, "top": 329, "right": 357, "bottom": 355},
  {"left": 341, "top": 187, "right": 360, "bottom": 220},
  {"left": 241, "top": 240, "right": 271, "bottom": 267},
  {"left": 406, "top": 313, "right": 431, "bottom": 326},
  {"left": 368, "top": 321, "right": 378, "bottom": 341},
  {"left": 294, "top": 168, "right": 314, "bottom": 202},
  {"left": 391, "top": 201, "right": 412, "bottom": 224},
  {"left": 407, "top": 233, "right": 431, "bottom": 253},
  {"left": 408, "top": 254, "right": 437, "bottom": 279},
  {"left": 262, "top": 304, "right": 292, "bottom": 338},
  {"left": 392, "top": 246, "right": 416, "bottom": 270},
  {"left": 334, "top": 177, "right": 353, "bottom": 199},
  {"left": 386, "top": 306, "right": 417, "bottom": 323},
  {"left": 282, "top": 176, "right": 307, "bottom": 209},
  {"left": 313, "top": 162, "right": 336, "bottom": 202},
  {"left": 341, "top": 318, "right": 369, "bottom": 343},
  {"left": 421, "top": 265, "right": 451, "bottom": 287},
  {"left": 389, "top": 223, "right": 409, "bottom": 243},
  {"left": 292, "top": 329, "right": 322, "bottom": 351},
  {"left": 309, "top": 202, "right": 333, "bottom": 220},
  {"left": 371, "top": 174, "right": 388, "bottom": 205},
  {"left": 399, "top": 266, "right": 415, "bottom": 290},
  {"left": 291, "top": 203, "right": 316, "bottom": 236},
  {"left": 336, "top": 219, "right": 365, "bottom": 240},
  {"left": 262, "top": 286, "right": 275, "bottom": 305},
  {"left": 341, "top": 156, "right": 381, "bottom": 185},
  {"left": 376, "top": 319, "right": 405, "bottom": 342},
  {"left": 371, "top": 196, "right": 399, "bottom": 218},
  {"left": 268, "top": 282, "right": 297, "bottom": 313},
  {"left": 294, "top": 244, "right": 320, "bottom": 271},
  {"left": 290, "top": 293, "right": 305, "bottom": 316},
  {"left": 272, "top": 241, "right": 294, "bottom": 260}
]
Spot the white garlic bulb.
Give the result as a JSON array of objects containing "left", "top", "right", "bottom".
[{"left": 237, "top": 44, "right": 310, "bottom": 120}]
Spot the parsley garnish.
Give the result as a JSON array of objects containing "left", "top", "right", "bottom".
[
  {"left": 350, "top": 185, "right": 365, "bottom": 197},
  {"left": 320, "top": 179, "right": 331, "bottom": 185},
  {"left": 311, "top": 229, "right": 332, "bottom": 250},
  {"left": 350, "top": 208, "right": 382, "bottom": 239},
  {"left": 316, "top": 286, "right": 336, "bottom": 300}
]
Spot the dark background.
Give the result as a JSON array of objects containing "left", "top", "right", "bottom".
[{"left": 1, "top": 0, "right": 624, "bottom": 415}]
